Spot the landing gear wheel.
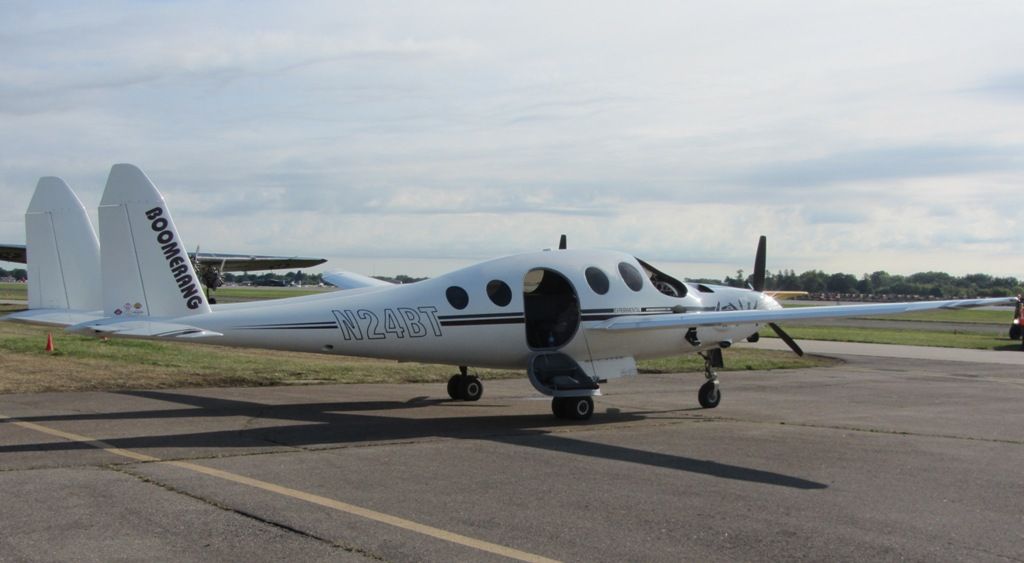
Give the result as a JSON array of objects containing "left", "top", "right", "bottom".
[
  {"left": 446, "top": 375, "right": 462, "bottom": 400},
  {"left": 1010, "top": 325, "right": 1022, "bottom": 340},
  {"left": 698, "top": 380, "right": 721, "bottom": 409},
  {"left": 458, "top": 375, "right": 483, "bottom": 402},
  {"left": 551, "top": 397, "right": 566, "bottom": 418},
  {"left": 551, "top": 396, "right": 593, "bottom": 420}
]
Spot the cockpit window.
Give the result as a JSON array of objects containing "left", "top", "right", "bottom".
[
  {"left": 486, "top": 280, "right": 512, "bottom": 307},
  {"left": 618, "top": 262, "right": 644, "bottom": 292},
  {"left": 446, "top": 286, "right": 469, "bottom": 309},
  {"left": 585, "top": 267, "right": 610, "bottom": 295}
]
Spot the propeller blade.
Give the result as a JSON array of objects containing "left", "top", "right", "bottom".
[
  {"left": 769, "top": 322, "right": 804, "bottom": 356},
  {"left": 559, "top": 234, "right": 567, "bottom": 250},
  {"left": 752, "top": 235, "right": 766, "bottom": 292}
]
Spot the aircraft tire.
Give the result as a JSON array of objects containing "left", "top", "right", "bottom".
[
  {"left": 459, "top": 375, "right": 483, "bottom": 402},
  {"left": 552, "top": 397, "right": 593, "bottom": 420},
  {"left": 551, "top": 397, "right": 566, "bottom": 418},
  {"left": 1010, "top": 325, "right": 1022, "bottom": 340},
  {"left": 698, "top": 381, "right": 721, "bottom": 408},
  {"left": 447, "top": 375, "right": 463, "bottom": 400},
  {"left": 566, "top": 396, "right": 593, "bottom": 420}
]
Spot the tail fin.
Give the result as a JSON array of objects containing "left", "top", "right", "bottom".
[
  {"left": 98, "top": 164, "right": 210, "bottom": 318},
  {"left": 25, "top": 177, "right": 102, "bottom": 310}
]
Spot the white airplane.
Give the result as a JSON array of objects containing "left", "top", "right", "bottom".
[{"left": 6, "top": 164, "right": 1017, "bottom": 420}]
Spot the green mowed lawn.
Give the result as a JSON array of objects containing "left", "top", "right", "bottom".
[{"left": 0, "top": 310, "right": 832, "bottom": 394}]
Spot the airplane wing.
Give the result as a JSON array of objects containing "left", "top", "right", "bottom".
[
  {"left": 321, "top": 270, "right": 395, "bottom": 290},
  {"left": 0, "top": 245, "right": 326, "bottom": 273},
  {"left": 0, "top": 244, "right": 27, "bottom": 263},
  {"left": 590, "top": 297, "right": 1018, "bottom": 332},
  {"left": 192, "top": 252, "right": 326, "bottom": 272},
  {"left": 4, "top": 309, "right": 105, "bottom": 327}
]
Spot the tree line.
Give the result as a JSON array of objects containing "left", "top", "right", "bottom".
[{"left": 3, "top": 265, "right": 1019, "bottom": 298}]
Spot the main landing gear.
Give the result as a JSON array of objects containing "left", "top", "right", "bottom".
[
  {"left": 447, "top": 366, "right": 483, "bottom": 402},
  {"left": 697, "top": 351, "right": 721, "bottom": 409},
  {"left": 551, "top": 396, "right": 594, "bottom": 420}
]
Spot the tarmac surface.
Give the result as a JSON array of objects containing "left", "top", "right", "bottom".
[{"left": 2, "top": 345, "right": 1023, "bottom": 562}]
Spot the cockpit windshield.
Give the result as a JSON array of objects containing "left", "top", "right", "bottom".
[{"left": 636, "top": 258, "right": 688, "bottom": 298}]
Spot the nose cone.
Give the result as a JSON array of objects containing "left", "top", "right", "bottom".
[{"left": 759, "top": 292, "right": 783, "bottom": 311}]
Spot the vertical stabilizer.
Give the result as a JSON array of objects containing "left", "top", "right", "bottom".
[
  {"left": 26, "top": 177, "right": 102, "bottom": 310},
  {"left": 99, "top": 164, "right": 210, "bottom": 318}
]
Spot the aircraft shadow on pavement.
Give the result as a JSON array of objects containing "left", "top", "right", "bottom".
[{"left": 0, "top": 389, "right": 826, "bottom": 490}]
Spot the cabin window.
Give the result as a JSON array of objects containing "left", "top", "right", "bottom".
[
  {"left": 618, "top": 262, "right": 644, "bottom": 292},
  {"left": 487, "top": 280, "right": 512, "bottom": 307},
  {"left": 585, "top": 267, "right": 610, "bottom": 295},
  {"left": 446, "top": 286, "right": 469, "bottom": 310}
]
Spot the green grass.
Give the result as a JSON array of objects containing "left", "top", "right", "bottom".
[
  {"left": 769, "top": 326, "right": 1017, "bottom": 350},
  {"left": 854, "top": 309, "right": 1010, "bottom": 324},
  {"left": 0, "top": 282, "right": 27, "bottom": 301},
  {"left": 0, "top": 315, "right": 833, "bottom": 394},
  {"left": 0, "top": 319, "right": 524, "bottom": 394}
]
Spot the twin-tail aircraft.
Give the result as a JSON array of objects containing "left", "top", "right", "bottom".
[
  {"left": 5, "top": 164, "right": 1018, "bottom": 420},
  {"left": 0, "top": 179, "right": 326, "bottom": 304}
]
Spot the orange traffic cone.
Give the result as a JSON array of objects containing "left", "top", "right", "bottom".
[{"left": 45, "top": 333, "right": 55, "bottom": 352}]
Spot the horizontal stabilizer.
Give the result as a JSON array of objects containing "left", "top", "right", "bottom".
[
  {"left": 591, "top": 297, "right": 1019, "bottom": 332},
  {"left": 4, "top": 309, "right": 105, "bottom": 327},
  {"left": 68, "top": 319, "right": 222, "bottom": 339}
]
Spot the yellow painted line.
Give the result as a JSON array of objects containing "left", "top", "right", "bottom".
[
  {"left": 0, "top": 413, "right": 559, "bottom": 563},
  {"left": 3, "top": 416, "right": 160, "bottom": 463}
]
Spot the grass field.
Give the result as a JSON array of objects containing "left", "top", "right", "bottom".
[
  {"left": 846, "top": 309, "right": 1009, "bottom": 324},
  {"left": 0, "top": 282, "right": 26, "bottom": 301},
  {"left": 3, "top": 282, "right": 1015, "bottom": 394},
  {"left": 0, "top": 305, "right": 832, "bottom": 394}
]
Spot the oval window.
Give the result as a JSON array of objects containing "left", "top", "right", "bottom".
[
  {"left": 446, "top": 286, "right": 469, "bottom": 310},
  {"left": 486, "top": 280, "right": 512, "bottom": 307},
  {"left": 618, "top": 262, "right": 644, "bottom": 292},
  {"left": 585, "top": 267, "right": 610, "bottom": 295}
]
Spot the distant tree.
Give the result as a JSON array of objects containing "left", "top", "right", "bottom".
[
  {"left": 826, "top": 273, "right": 858, "bottom": 293},
  {"left": 798, "top": 270, "right": 827, "bottom": 293}
]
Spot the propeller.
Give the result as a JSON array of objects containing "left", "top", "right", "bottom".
[
  {"left": 768, "top": 322, "right": 804, "bottom": 356},
  {"left": 751, "top": 235, "right": 766, "bottom": 291},
  {"left": 750, "top": 235, "right": 804, "bottom": 356}
]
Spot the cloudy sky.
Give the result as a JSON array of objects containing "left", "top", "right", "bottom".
[{"left": 2, "top": 0, "right": 1022, "bottom": 279}]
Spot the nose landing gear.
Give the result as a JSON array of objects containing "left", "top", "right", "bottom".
[
  {"left": 697, "top": 350, "right": 722, "bottom": 409},
  {"left": 552, "top": 396, "right": 594, "bottom": 420},
  {"left": 447, "top": 365, "right": 483, "bottom": 402}
]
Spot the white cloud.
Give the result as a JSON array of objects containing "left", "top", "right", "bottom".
[{"left": 1, "top": 0, "right": 1023, "bottom": 279}]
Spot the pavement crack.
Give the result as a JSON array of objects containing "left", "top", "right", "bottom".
[{"left": 108, "top": 464, "right": 386, "bottom": 561}]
